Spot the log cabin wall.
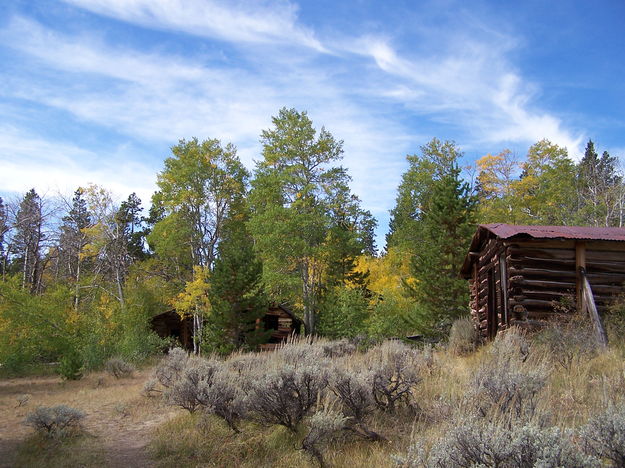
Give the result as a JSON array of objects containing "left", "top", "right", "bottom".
[
  {"left": 463, "top": 224, "right": 625, "bottom": 340},
  {"left": 471, "top": 237, "right": 508, "bottom": 338}
]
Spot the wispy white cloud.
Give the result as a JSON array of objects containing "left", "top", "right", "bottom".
[
  {"left": 352, "top": 34, "right": 585, "bottom": 155},
  {"left": 0, "top": 125, "right": 157, "bottom": 204},
  {"left": 0, "top": 15, "right": 411, "bottom": 246},
  {"left": 0, "top": 1, "right": 593, "bottom": 246},
  {"left": 61, "top": 0, "right": 325, "bottom": 50}
]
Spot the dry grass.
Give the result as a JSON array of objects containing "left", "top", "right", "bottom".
[
  {"left": 2, "top": 329, "right": 624, "bottom": 468},
  {"left": 0, "top": 364, "right": 179, "bottom": 468}
]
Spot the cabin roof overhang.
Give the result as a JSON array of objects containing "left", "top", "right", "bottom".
[{"left": 460, "top": 223, "right": 625, "bottom": 278}]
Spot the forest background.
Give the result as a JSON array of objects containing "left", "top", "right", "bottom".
[{"left": 1, "top": 107, "right": 623, "bottom": 376}]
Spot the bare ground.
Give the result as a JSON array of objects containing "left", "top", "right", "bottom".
[{"left": 0, "top": 367, "right": 179, "bottom": 468}]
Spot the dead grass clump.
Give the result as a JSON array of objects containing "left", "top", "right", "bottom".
[
  {"left": 105, "top": 357, "right": 136, "bottom": 379},
  {"left": 534, "top": 317, "right": 600, "bottom": 370},
  {"left": 25, "top": 405, "right": 85, "bottom": 439},
  {"left": 448, "top": 316, "right": 480, "bottom": 356}
]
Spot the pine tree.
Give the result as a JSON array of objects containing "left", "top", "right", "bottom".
[
  {"left": 116, "top": 192, "right": 146, "bottom": 261},
  {"left": 14, "top": 189, "right": 44, "bottom": 293},
  {"left": 0, "top": 197, "right": 8, "bottom": 280},
  {"left": 576, "top": 139, "right": 622, "bottom": 226},
  {"left": 58, "top": 188, "right": 92, "bottom": 282},
  {"left": 205, "top": 216, "right": 270, "bottom": 353},
  {"left": 411, "top": 163, "right": 477, "bottom": 335}
]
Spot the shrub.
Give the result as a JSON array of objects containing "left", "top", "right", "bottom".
[
  {"left": 302, "top": 407, "right": 347, "bottom": 467},
  {"left": 448, "top": 316, "right": 480, "bottom": 355},
  {"left": 322, "top": 339, "right": 357, "bottom": 358},
  {"left": 331, "top": 368, "right": 384, "bottom": 440},
  {"left": 534, "top": 317, "right": 598, "bottom": 370},
  {"left": 58, "top": 348, "right": 83, "bottom": 380},
  {"left": 467, "top": 329, "right": 546, "bottom": 420},
  {"left": 580, "top": 404, "right": 625, "bottom": 466},
  {"left": 273, "top": 340, "right": 326, "bottom": 367},
  {"left": 105, "top": 357, "right": 135, "bottom": 379},
  {"left": 142, "top": 378, "right": 161, "bottom": 397},
  {"left": 247, "top": 363, "right": 329, "bottom": 432},
  {"left": 164, "top": 358, "right": 220, "bottom": 413},
  {"left": 365, "top": 341, "right": 424, "bottom": 413},
  {"left": 197, "top": 368, "right": 247, "bottom": 433},
  {"left": 155, "top": 348, "right": 189, "bottom": 388},
  {"left": 397, "top": 417, "right": 599, "bottom": 468},
  {"left": 25, "top": 405, "right": 85, "bottom": 439}
]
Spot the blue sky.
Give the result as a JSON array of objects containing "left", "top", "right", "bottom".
[{"left": 2, "top": 0, "right": 625, "bottom": 248}]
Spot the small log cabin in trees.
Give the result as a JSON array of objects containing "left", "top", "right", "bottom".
[
  {"left": 460, "top": 224, "right": 625, "bottom": 342},
  {"left": 150, "top": 304, "right": 302, "bottom": 351},
  {"left": 258, "top": 305, "right": 303, "bottom": 351}
]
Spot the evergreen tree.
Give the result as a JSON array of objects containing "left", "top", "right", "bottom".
[
  {"left": 0, "top": 197, "right": 8, "bottom": 280},
  {"left": 205, "top": 216, "right": 269, "bottom": 353},
  {"left": 410, "top": 160, "right": 477, "bottom": 336},
  {"left": 116, "top": 192, "right": 146, "bottom": 261},
  {"left": 13, "top": 189, "right": 44, "bottom": 293},
  {"left": 58, "top": 188, "right": 92, "bottom": 281},
  {"left": 386, "top": 138, "right": 460, "bottom": 253},
  {"left": 576, "top": 139, "right": 622, "bottom": 226}
]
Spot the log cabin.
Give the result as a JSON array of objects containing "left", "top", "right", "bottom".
[
  {"left": 151, "top": 304, "right": 302, "bottom": 351},
  {"left": 460, "top": 224, "right": 625, "bottom": 343}
]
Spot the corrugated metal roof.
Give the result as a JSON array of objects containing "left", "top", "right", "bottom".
[
  {"left": 480, "top": 223, "right": 625, "bottom": 241},
  {"left": 460, "top": 224, "right": 625, "bottom": 277}
]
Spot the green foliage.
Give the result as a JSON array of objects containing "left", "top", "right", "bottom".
[
  {"left": 58, "top": 347, "right": 83, "bottom": 380},
  {"left": 0, "top": 276, "right": 76, "bottom": 373},
  {"left": 408, "top": 144, "right": 477, "bottom": 336},
  {"left": 153, "top": 137, "right": 248, "bottom": 269},
  {"left": 366, "top": 295, "right": 423, "bottom": 338},
  {"left": 317, "top": 287, "right": 369, "bottom": 339},
  {"left": 249, "top": 108, "right": 373, "bottom": 335},
  {"left": 204, "top": 216, "right": 271, "bottom": 354}
]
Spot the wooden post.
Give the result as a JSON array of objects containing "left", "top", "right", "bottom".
[
  {"left": 499, "top": 253, "right": 509, "bottom": 326},
  {"left": 575, "top": 242, "right": 586, "bottom": 313},
  {"left": 580, "top": 267, "right": 608, "bottom": 349}
]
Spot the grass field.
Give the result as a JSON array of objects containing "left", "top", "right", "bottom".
[{"left": 2, "top": 326, "right": 624, "bottom": 467}]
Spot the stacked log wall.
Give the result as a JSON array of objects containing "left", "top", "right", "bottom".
[
  {"left": 505, "top": 240, "right": 625, "bottom": 320},
  {"left": 472, "top": 237, "right": 507, "bottom": 337}
]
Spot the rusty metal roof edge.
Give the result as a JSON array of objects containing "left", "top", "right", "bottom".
[
  {"left": 479, "top": 223, "right": 625, "bottom": 242},
  {"left": 460, "top": 223, "right": 625, "bottom": 278}
]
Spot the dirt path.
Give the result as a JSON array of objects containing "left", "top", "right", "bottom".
[{"left": 0, "top": 368, "right": 178, "bottom": 467}]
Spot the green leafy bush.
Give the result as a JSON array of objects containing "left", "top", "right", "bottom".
[{"left": 58, "top": 347, "right": 83, "bottom": 380}]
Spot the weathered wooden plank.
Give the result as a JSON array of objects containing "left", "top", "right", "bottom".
[
  {"left": 508, "top": 267, "right": 576, "bottom": 279},
  {"left": 581, "top": 269, "right": 608, "bottom": 349},
  {"left": 509, "top": 277, "right": 576, "bottom": 289},
  {"left": 509, "top": 299, "right": 557, "bottom": 308},
  {"left": 506, "top": 240, "right": 576, "bottom": 250},
  {"left": 507, "top": 247, "right": 575, "bottom": 260}
]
